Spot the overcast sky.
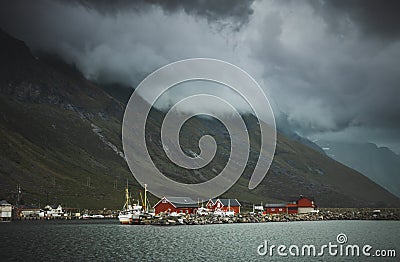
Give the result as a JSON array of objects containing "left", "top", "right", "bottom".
[{"left": 1, "top": 0, "right": 399, "bottom": 153}]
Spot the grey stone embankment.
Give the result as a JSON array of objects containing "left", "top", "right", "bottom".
[{"left": 145, "top": 208, "right": 400, "bottom": 226}]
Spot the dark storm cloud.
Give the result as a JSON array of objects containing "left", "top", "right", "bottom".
[
  {"left": 0, "top": 0, "right": 399, "bottom": 153},
  {"left": 0, "top": 0, "right": 251, "bottom": 86},
  {"left": 311, "top": 0, "right": 400, "bottom": 40},
  {"left": 62, "top": 0, "right": 255, "bottom": 28},
  {"left": 245, "top": 1, "right": 400, "bottom": 152}
]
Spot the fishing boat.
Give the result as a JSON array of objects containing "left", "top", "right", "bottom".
[
  {"left": 213, "top": 209, "right": 224, "bottom": 217},
  {"left": 82, "top": 214, "right": 91, "bottom": 219},
  {"left": 118, "top": 183, "right": 143, "bottom": 225},
  {"left": 196, "top": 207, "right": 210, "bottom": 216}
]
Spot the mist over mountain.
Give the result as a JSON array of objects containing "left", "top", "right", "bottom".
[
  {"left": 318, "top": 140, "right": 400, "bottom": 198},
  {"left": 1, "top": 0, "right": 400, "bottom": 154}
]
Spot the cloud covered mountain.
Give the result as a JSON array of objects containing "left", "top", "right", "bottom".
[{"left": 0, "top": 30, "right": 398, "bottom": 208}]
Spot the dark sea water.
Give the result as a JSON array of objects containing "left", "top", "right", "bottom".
[{"left": 0, "top": 220, "right": 398, "bottom": 261}]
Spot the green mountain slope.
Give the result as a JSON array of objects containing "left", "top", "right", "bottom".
[{"left": 0, "top": 30, "right": 138, "bottom": 209}]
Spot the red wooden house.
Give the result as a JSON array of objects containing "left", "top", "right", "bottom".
[
  {"left": 286, "top": 202, "right": 298, "bottom": 214},
  {"left": 206, "top": 198, "right": 241, "bottom": 214},
  {"left": 153, "top": 197, "right": 198, "bottom": 215},
  {"left": 264, "top": 196, "right": 316, "bottom": 214},
  {"left": 296, "top": 196, "right": 316, "bottom": 214},
  {"left": 265, "top": 203, "right": 287, "bottom": 214}
]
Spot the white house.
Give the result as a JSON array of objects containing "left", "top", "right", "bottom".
[
  {"left": 0, "top": 200, "right": 12, "bottom": 221},
  {"left": 41, "top": 205, "right": 64, "bottom": 218},
  {"left": 20, "top": 207, "right": 41, "bottom": 218}
]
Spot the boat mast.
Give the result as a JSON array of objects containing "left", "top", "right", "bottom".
[
  {"left": 144, "top": 184, "right": 147, "bottom": 213},
  {"left": 124, "top": 180, "right": 131, "bottom": 210}
]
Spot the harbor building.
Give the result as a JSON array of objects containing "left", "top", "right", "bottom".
[
  {"left": 0, "top": 200, "right": 12, "bottom": 221},
  {"left": 19, "top": 206, "right": 41, "bottom": 218},
  {"left": 40, "top": 205, "right": 64, "bottom": 218},
  {"left": 154, "top": 197, "right": 198, "bottom": 215},
  {"left": 297, "top": 197, "right": 316, "bottom": 214},
  {"left": 206, "top": 198, "right": 241, "bottom": 214},
  {"left": 265, "top": 203, "right": 287, "bottom": 214},
  {"left": 264, "top": 196, "right": 316, "bottom": 214}
]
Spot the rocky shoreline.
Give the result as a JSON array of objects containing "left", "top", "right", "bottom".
[{"left": 143, "top": 208, "right": 400, "bottom": 226}]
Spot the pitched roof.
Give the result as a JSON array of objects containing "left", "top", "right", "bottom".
[
  {"left": 19, "top": 204, "right": 40, "bottom": 209},
  {"left": 154, "top": 197, "right": 198, "bottom": 208},
  {"left": 167, "top": 197, "right": 194, "bottom": 203},
  {"left": 265, "top": 203, "right": 287, "bottom": 208},
  {"left": 206, "top": 199, "right": 215, "bottom": 205},
  {"left": 298, "top": 196, "right": 314, "bottom": 201},
  {"left": 0, "top": 200, "right": 11, "bottom": 205},
  {"left": 289, "top": 196, "right": 314, "bottom": 202},
  {"left": 169, "top": 197, "right": 199, "bottom": 208},
  {"left": 214, "top": 199, "right": 241, "bottom": 207}
]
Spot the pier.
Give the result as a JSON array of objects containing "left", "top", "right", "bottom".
[{"left": 139, "top": 208, "right": 400, "bottom": 226}]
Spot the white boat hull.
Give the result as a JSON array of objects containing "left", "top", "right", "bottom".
[
  {"left": 118, "top": 211, "right": 142, "bottom": 225},
  {"left": 118, "top": 214, "right": 133, "bottom": 225}
]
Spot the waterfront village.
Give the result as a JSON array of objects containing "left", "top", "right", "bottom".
[
  {"left": 1, "top": 186, "right": 399, "bottom": 225},
  {"left": 1, "top": 194, "right": 317, "bottom": 221}
]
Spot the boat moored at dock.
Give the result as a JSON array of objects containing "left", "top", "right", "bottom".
[{"left": 118, "top": 182, "right": 148, "bottom": 225}]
